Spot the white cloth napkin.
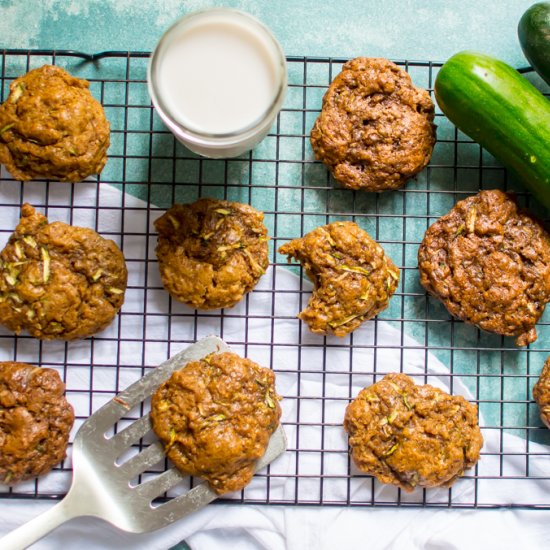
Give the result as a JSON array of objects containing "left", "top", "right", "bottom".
[{"left": 0, "top": 183, "right": 549, "bottom": 549}]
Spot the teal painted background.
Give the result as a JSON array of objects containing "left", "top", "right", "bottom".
[{"left": 0, "top": 0, "right": 538, "bottom": 67}]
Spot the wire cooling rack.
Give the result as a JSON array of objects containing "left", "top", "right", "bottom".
[{"left": 1, "top": 49, "right": 550, "bottom": 510}]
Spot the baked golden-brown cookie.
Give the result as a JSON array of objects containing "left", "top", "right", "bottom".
[
  {"left": 0, "top": 203, "right": 127, "bottom": 340},
  {"left": 310, "top": 57, "right": 436, "bottom": 191},
  {"left": 0, "top": 64, "right": 110, "bottom": 182},
  {"left": 533, "top": 357, "right": 550, "bottom": 429},
  {"left": 0, "top": 361, "right": 74, "bottom": 485},
  {"left": 154, "top": 198, "right": 269, "bottom": 310},
  {"left": 278, "top": 221, "right": 399, "bottom": 336},
  {"left": 418, "top": 189, "right": 550, "bottom": 346},
  {"left": 150, "top": 351, "right": 281, "bottom": 495},
  {"left": 344, "top": 372, "right": 483, "bottom": 492}
]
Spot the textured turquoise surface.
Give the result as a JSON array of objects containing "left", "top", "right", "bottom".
[{"left": 0, "top": 0, "right": 538, "bottom": 67}]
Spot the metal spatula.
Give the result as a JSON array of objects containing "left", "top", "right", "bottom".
[{"left": 1, "top": 336, "right": 287, "bottom": 550}]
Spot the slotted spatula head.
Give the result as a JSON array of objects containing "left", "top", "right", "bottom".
[
  {"left": 70, "top": 335, "right": 287, "bottom": 533},
  {"left": 1, "top": 336, "right": 286, "bottom": 549}
]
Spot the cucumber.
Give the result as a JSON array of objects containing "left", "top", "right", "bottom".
[
  {"left": 518, "top": 2, "right": 550, "bottom": 86},
  {"left": 434, "top": 51, "right": 550, "bottom": 211}
]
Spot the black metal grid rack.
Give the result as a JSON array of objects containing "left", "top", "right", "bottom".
[{"left": 1, "top": 49, "right": 550, "bottom": 509}]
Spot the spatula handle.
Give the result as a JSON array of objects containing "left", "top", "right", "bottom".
[{"left": 0, "top": 495, "right": 79, "bottom": 550}]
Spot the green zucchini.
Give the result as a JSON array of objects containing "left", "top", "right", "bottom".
[
  {"left": 518, "top": 2, "right": 550, "bottom": 86},
  {"left": 434, "top": 51, "right": 550, "bottom": 211}
]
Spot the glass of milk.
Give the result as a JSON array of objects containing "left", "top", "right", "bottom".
[{"left": 148, "top": 8, "right": 287, "bottom": 158}]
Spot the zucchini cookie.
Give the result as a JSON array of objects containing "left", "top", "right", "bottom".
[
  {"left": 0, "top": 203, "right": 127, "bottom": 340},
  {"left": 533, "top": 357, "right": 550, "bottom": 429},
  {"left": 278, "top": 221, "right": 399, "bottom": 336},
  {"left": 418, "top": 189, "right": 550, "bottom": 346},
  {"left": 154, "top": 198, "right": 269, "bottom": 310},
  {"left": 0, "top": 64, "right": 110, "bottom": 182},
  {"left": 150, "top": 351, "right": 281, "bottom": 495},
  {"left": 0, "top": 361, "right": 74, "bottom": 485},
  {"left": 344, "top": 372, "right": 483, "bottom": 492},
  {"left": 310, "top": 57, "right": 436, "bottom": 191}
]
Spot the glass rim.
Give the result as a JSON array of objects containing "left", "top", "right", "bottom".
[{"left": 147, "top": 7, "right": 288, "bottom": 145}]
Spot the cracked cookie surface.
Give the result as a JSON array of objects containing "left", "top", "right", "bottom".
[
  {"left": 150, "top": 351, "right": 281, "bottom": 495},
  {"left": 279, "top": 221, "right": 399, "bottom": 336},
  {"left": 310, "top": 57, "right": 436, "bottom": 191},
  {"left": 533, "top": 357, "right": 550, "bottom": 429},
  {"left": 344, "top": 372, "right": 483, "bottom": 492},
  {"left": 0, "top": 361, "right": 74, "bottom": 485},
  {"left": 418, "top": 189, "right": 550, "bottom": 346},
  {"left": 0, "top": 203, "right": 127, "bottom": 340},
  {"left": 0, "top": 64, "right": 110, "bottom": 182},
  {"left": 155, "top": 198, "right": 269, "bottom": 310}
]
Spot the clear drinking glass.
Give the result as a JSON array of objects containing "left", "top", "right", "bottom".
[{"left": 147, "top": 8, "right": 287, "bottom": 158}]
